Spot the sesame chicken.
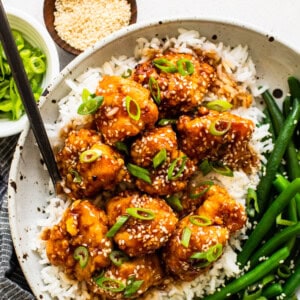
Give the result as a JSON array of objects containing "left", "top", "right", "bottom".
[
  {"left": 132, "top": 51, "right": 215, "bottom": 116},
  {"left": 163, "top": 214, "right": 229, "bottom": 281},
  {"left": 42, "top": 200, "right": 112, "bottom": 281},
  {"left": 89, "top": 255, "right": 164, "bottom": 299},
  {"left": 130, "top": 125, "right": 177, "bottom": 168},
  {"left": 130, "top": 125, "right": 197, "bottom": 196},
  {"left": 106, "top": 192, "right": 178, "bottom": 257},
  {"left": 135, "top": 149, "right": 197, "bottom": 196},
  {"left": 56, "top": 128, "right": 126, "bottom": 199},
  {"left": 177, "top": 110, "right": 258, "bottom": 173},
  {"left": 94, "top": 75, "right": 159, "bottom": 145},
  {"left": 196, "top": 185, "right": 247, "bottom": 233}
]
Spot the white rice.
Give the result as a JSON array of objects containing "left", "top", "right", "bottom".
[{"left": 36, "top": 29, "right": 273, "bottom": 299}]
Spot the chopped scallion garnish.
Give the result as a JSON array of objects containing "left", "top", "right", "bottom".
[
  {"left": 181, "top": 227, "right": 192, "bottom": 248},
  {"left": 167, "top": 156, "right": 188, "bottom": 180},
  {"left": 177, "top": 58, "right": 194, "bottom": 76},
  {"left": 153, "top": 148, "right": 167, "bottom": 168},
  {"left": 126, "top": 207, "right": 155, "bottom": 220},
  {"left": 106, "top": 215, "right": 129, "bottom": 238},
  {"left": 125, "top": 96, "right": 141, "bottom": 121},
  {"left": 73, "top": 246, "right": 89, "bottom": 268},
  {"left": 127, "top": 163, "right": 152, "bottom": 184}
]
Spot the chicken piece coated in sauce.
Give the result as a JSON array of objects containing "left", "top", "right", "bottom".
[
  {"left": 56, "top": 128, "right": 126, "bottom": 199},
  {"left": 196, "top": 184, "right": 247, "bottom": 233},
  {"left": 42, "top": 200, "right": 112, "bottom": 281},
  {"left": 130, "top": 125, "right": 197, "bottom": 196},
  {"left": 94, "top": 75, "right": 159, "bottom": 145},
  {"left": 177, "top": 109, "right": 258, "bottom": 173},
  {"left": 89, "top": 254, "right": 163, "bottom": 299},
  {"left": 132, "top": 51, "right": 215, "bottom": 116},
  {"left": 130, "top": 125, "right": 177, "bottom": 168},
  {"left": 163, "top": 214, "right": 229, "bottom": 281},
  {"left": 106, "top": 192, "right": 178, "bottom": 257}
]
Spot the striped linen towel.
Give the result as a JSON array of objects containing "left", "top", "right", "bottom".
[{"left": 0, "top": 135, "right": 34, "bottom": 300}]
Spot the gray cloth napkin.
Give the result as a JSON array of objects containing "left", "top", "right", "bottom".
[{"left": 0, "top": 135, "right": 34, "bottom": 300}]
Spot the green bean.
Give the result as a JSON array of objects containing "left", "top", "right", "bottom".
[
  {"left": 201, "top": 247, "right": 290, "bottom": 300},
  {"left": 283, "top": 95, "right": 292, "bottom": 118},
  {"left": 288, "top": 76, "right": 300, "bottom": 148},
  {"left": 238, "top": 178, "right": 300, "bottom": 267},
  {"left": 262, "top": 91, "right": 300, "bottom": 180},
  {"left": 282, "top": 260, "right": 300, "bottom": 298},
  {"left": 256, "top": 98, "right": 300, "bottom": 214},
  {"left": 288, "top": 76, "right": 300, "bottom": 99},
  {"left": 261, "top": 283, "right": 283, "bottom": 298},
  {"left": 249, "top": 222, "right": 300, "bottom": 267},
  {"left": 262, "top": 90, "right": 284, "bottom": 135}
]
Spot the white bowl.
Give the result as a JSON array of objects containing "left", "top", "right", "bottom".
[
  {"left": 0, "top": 7, "right": 60, "bottom": 138},
  {"left": 8, "top": 18, "right": 300, "bottom": 299}
]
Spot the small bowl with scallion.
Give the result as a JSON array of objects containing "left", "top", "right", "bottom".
[{"left": 0, "top": 6, "right": 60, "bottom": 138}]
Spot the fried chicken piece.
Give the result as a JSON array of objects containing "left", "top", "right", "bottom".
[
  {"left": 130, "top": 125, "right": 177, "bottom": 168},
  {"left": 132, "top": 51, "right": 215, "bottom": 116},
  {"left": 135, "top": 149, "right": 197, "bottom": 196},
  {"left": 163, "top": 215, "right": 229, "bottom": 281},
  {"left": 196, "top": 185, "right": 247, "bottom": 233},
  {"left": 94, "top": 75, "right": 159, "bottom": 145},
  {"left": 89, "top": 254, "right": 163, "bottom": 299},
  {"left": 130, "top": 125, "right": 196, "bottom": 196},
  {"left": 177, "top": 110, "right": 258, "bottom": 173},
  {"left": 42, "top": 200, "right": 112, "bottom": 281},
  {"left": 106, "top": 192, "right": 178, "bottom": 257},
  {"left": 56, "top": 128, "right": 126, "bottom": 199}
]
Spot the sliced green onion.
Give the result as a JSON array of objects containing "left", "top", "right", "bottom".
[
  {"left": 125, "top": 95, "right": 141, "bottom": 121},
  {"left": 79, "top": 149, "right": 102, "bottom": 163},
  {"left": 157, "top": 118, "right": 177, "bottom": 126},
  {"left": 77, "top": 95, "right": 104, "bottom": 115},
  {"left": 153, "top": 148, "right": 167, "bottom": 168},
  {"left": 127, "top": 163, "right": 152, "bottom": 184},
  {"left": 106, "top": 215, "right": 129, "bottom": 238},
  {"left": 277, "top": 264, "right": 291, "bottom": 279},
  {"left": 205, "top": 100, "right": 233, "bottom": 112},
  {"left": 246, "top": 187, "right": 260, "bottom": 217},
  {"left": 181, "top": 227, "right": 192, "bottom": 248},
  {"left": 149, "top": 76, "right": 161, "bottom": 105},
  {"left": 189, "top": 215, "right": 212, "bottom": 226},
  {"left": 189, "top": 251, "right": 211, "bottom": 268},
  {"left": 212, "top": 162, "right": 234, "bottom": 177},
  {"left": 29, "top": 56, "right": 46, "bottom": 74},
  {"left": 115, "top": 141, "right": 129, "bottom": 155},
  {"left": 165, "top": 195, "right": 183, "bottom": 212},
  {"left": 209, "top": 119, "right": 231, "bottom": 136},
  {"left": 121, "top": 69, "right": 132, "bottom": 78},
  {"left": 153, "top": 58, "right": 177, "bottom": 73},
  {"left": 109, "top": 250, "right": 129, "bottom": 266},
  {"left": 167, "top": 156, "right": 188, "bottom": 180},
  {"left": 124, "top": 276, "right": 144, "bottom": 298},
  {"left": 12, "top": 30, "right": 24, "bottom": 50},
  {"left": 206, "top": 243, "right": 223, "bottom": 262},
  {"left": 126, "top": 207, "right": 155, "bottom": 220},
  {"left": 189, "top": 180, "right": 213, "bottom": 199},
  {"left": 199, "top": 159, "right": 213, "bottom": 176},
  {"left": 95, "top": 276, "right": 126, "bottom": 293},
  {"left": 69, "top": 169, "right": 82, "bottom": 183},
  {"left": 176, "top": 58, "right": 194, "bottom": 76},
  {"left": 73, "top": 246, "right": 89, "bottom": 268},
  {"left": 190, "top": 243, "right": 223, "bottom": 267},
  {"left": 81, "top": 88, "right": 91, "bottom": 102},
  {"left": 276, "top": 213, "right": 296, "bottom": 226}
]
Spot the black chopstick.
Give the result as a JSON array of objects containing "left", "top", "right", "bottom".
[{"left": 0, "top": 1, "right": 61, "bottom": 186}]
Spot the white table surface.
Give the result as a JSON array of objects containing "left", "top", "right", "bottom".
[{"left": 3, "top": 0, "right": 300, "bottom": 69}]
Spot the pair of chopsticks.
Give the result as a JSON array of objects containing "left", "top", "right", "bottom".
[{"left": 0, "top": 1, "right": 61, "bottom": 186}]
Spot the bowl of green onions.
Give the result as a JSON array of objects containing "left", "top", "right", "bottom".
[{"left": 0, "top": 6, "right": 59, "bottom": 138}]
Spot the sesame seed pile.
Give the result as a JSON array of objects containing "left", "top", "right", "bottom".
[{"left": 54, "top": 0, "right": 131, "bottom": 51}]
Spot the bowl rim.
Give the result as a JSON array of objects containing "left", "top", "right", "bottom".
[
  {"left": 8, "top": 16, "right": 300, "bottom": 299},
  {"left": 0, "top": 6, "right": 60, "bottom": 138}
]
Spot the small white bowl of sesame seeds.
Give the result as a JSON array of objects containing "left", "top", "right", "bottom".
[{"left": 43, "top": 0, "right": 137, "bottom": 56}]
